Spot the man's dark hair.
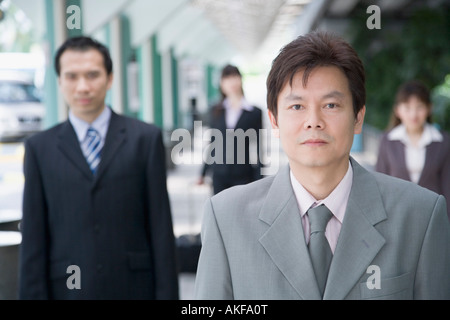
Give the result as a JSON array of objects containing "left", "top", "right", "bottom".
[
  {"left": 266, "top": 31, "right": 366, "bottom": 121},
  {"left": 54, "top": 36, "right": 113, "bottom": 76}
]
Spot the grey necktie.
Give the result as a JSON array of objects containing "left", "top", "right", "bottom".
[{"left": 307, "top": 204, "right": 333, "bottom": 298}]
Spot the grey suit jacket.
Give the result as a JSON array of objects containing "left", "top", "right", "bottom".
[{"left": 194, "top": 157, "right": 450, "bottom": 300}]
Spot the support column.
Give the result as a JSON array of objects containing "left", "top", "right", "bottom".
[
  {"left": 43, "top": 0, "right": 67, "bottom": 128},
  {"left": 206, "top": 64, "right": 219, "bottom": 106},
  {"left": 109, "top": 16, "right": 124, "bottom": 114},
  {"left": 162, "top": 49, "right": 173, "bottom": 131},
  {"left": 136, "top": 38, "right": 154, "bottom": 123},
  {"left": 171, "top": 48, "right": 179, "bottom": 128},
  {"left": 151, "top": 34, "right": 163, "bottom": 128}
]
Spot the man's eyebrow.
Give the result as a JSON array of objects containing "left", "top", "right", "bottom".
[
  {"left": 281, "top": 93, "right": 304, "bottom": 101},
  {"left": 322, "top": 90, "right": 345, "bottom": 100},
  {"left": 281, "top": 90, "right": 345, "bottom": 101}
]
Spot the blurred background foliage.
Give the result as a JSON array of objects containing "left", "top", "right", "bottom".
[{"left": 349, "top": 3, "right": 450, "bottom": 132}]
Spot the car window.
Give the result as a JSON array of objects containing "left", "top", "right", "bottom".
[{"left": 0, "top": 81, "right": 41, "bottom": 103}]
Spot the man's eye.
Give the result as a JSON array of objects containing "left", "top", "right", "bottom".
[
  {"left": 87, "top": 72, "right": 99, "bottom": 79},
  {"left": 291, "top": 104, "right": 303, "bottom": 110},
  {"left": 326, "top": 103, "right": 337, "bottom": 109}
]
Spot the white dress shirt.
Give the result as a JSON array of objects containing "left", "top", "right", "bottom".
[
  {"left": 388, "top": 123, "right": 443, "bottom": 183},
  {"left": 223, "top": 97, "right": 254, "bottom": 129},
  {"left": 69, "top": 105, "right": 111, "bottom": 150}
]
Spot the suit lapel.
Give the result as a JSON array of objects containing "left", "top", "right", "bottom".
[
  {"left": 57, "top": 121, "right": 93, "bottom": 180},
  {"left": 324, "top": 158, "right": 386, "bottom": 299},
  {"left": 94, "top": 111, "right": 126, "bottom": 183},
  {"left": 394, "top": 141, "right": 411, "bottom": 181},
  {"left": 234, "top": 109, "right": 250, "bottom": 129},
  {"left": 258, "top": 166, "right": 321, "bottom": 299},
  {"left": 418, "top": 142, "right": 437, "bottom": 185}
]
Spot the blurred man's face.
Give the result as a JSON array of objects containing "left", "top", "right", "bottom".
[{"left": 58, "top": 49, "right": 112, "bottom": 123}]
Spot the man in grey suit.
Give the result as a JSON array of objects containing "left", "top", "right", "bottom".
[
  {"left": 19, "top": 36, "right": 179, "bottom": 299},
  {"left": 194, "top": 31, "right": 450, "bottom": 300}
]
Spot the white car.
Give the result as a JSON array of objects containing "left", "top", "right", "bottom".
[{"left": 0, "top": 71, "right": 45, "bottom": 142}]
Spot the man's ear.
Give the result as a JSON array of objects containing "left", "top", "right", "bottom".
[
  {"left": 354, "top": 105, "right": 366, "bottom": 135},
  {"left": 268, "top": 110, "right": 279, "bottom": 138},
  {"left": 107, "top": 73, "right": 114, "bottom": 90}
]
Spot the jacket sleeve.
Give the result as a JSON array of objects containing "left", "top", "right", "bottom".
[
  {"left": 413, "top": 195, "right": 450, "bottom": 299},
  {"left": 375, "top": 133, "right": 390, "bottom": 175},
  {"left": 440, "top": 133, "right": 450, "bottom": 220},
  {"left": 194, "top": 198, "right": 233, "bottom": 300},
  {"left": 146, "top": 128, "right": 180, "bottom": 299},
  {"left": 252, "top": 107, "right": 264, "bottom": 181},
  {"left": 19, "top": 138, "right": 49, "bottom": 299}
]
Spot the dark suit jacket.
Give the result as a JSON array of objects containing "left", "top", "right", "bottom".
[
  {"left": 375, "top": 129, "right": 450, "bottom": 219},
  {"left": 19, "top": 109, "right": 179, "bottom": 300},
  {"left": 201, "top": 102, "right": 263, "bottom": 183}
]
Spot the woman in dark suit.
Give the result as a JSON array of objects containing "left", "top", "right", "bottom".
[
  {"left": 375, "top": 80, "right": 450, "bottom": 219},
  {"left": 198, "top": 65, "right": 263, "bottom": 194}
]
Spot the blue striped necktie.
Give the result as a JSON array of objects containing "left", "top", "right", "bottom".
[{"left": 82, "top": 127, "right": 102, "bottom": 175}]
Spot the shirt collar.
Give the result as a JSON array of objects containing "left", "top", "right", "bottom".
[
  {"left": 388, "top": 123, "right": 443, "bottom": 147},
  {"left": 223, "top": 97, "right": 254, "bottom": 111},
  {"left": 289, "top": 161, "right": 353, "bottom": 224},
  {"left": 69, "top": 106, "right": 111, "bottom": 142}
]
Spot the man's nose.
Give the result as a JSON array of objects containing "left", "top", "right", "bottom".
[
  {"left": 304, "top": 107, "right": 324, "bottom": 129},
  {"left": 75, "top": 77, "right": 89, "bottom": 92}
]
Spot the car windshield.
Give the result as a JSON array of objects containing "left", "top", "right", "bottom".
[{"left": 0, "top": 81, "right": 41, "bottom": 103}]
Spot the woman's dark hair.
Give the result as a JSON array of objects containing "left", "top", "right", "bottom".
[
  {"left": 219, "top": 64, "right": 244, "bottom": 100},
  {"left": 387, "top": 80, "right": 432, "bottom": 129},
  {"left": 54, "top": 36, "right": 113, "bottom": 76},
  {"left": 266, "top": 31, "right": 366, "bottom": 121}
]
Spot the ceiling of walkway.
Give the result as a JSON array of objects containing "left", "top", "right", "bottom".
[
  {"left": 9, "top": 0, "right": 450, "bottom": 65},
  {"left": 189, "top": 0, "right": 449, "bottom": 61},
  {"left": 190, "top": 0, "right": 311, "bottom": 56}
]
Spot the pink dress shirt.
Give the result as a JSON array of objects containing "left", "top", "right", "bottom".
[{"left": 290, "top": 161, "right": 353, "bottom": 253}]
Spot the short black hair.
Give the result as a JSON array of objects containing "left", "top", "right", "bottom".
[
  {"left": 267, "top": 31, "right": 365, "bottom": 120},
  {"left": 54, "top": 36, "right": 113, "bottom": 76}
]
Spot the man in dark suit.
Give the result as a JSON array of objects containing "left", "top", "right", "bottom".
[
  {"left": 198, "top": 65, "right": 264, "bottom": 194},
  {"left": 18, "top": 36, "right": 179, "bottom": 299}
]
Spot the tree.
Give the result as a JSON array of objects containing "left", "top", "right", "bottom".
[{"left": 349, "top": 4, "right": 450, "bottom": 132}]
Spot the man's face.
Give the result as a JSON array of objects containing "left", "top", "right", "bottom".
[
  {"left": 58, "top": 49, "right": 113, "bottom": 121},
  {"left": 269, "top": 66, "right": 365, "bottom": 173}
]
